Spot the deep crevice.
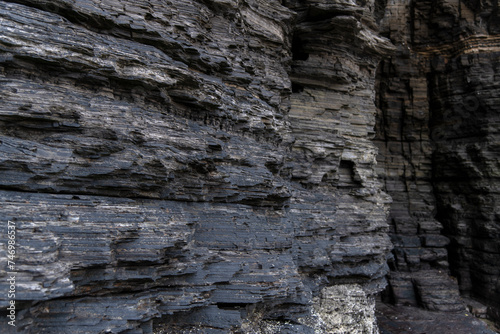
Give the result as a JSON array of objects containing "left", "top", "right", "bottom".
[{"left": 291, "top": 34, "right": 309, "bottom": 61}]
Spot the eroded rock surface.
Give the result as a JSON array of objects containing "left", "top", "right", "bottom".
[
  {"left": 376, "top": 302, "right": 497, "bottom": 334},
  {"left": 0, "top": 1, "right": 392, "bottom": 333},
  {"left": 375, "top": 0, "right": 500, "bottom": 328},
  {"left": 1, "top": 0, "right": 499, "bottom": 333}
]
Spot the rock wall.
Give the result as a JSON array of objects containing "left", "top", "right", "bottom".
[
  {"left": 0, "top": 1, "right": 393, "bottom": 333},
  {"left": 1, "top": 0, "right": 499, "bottom": 332},
  {"left": 375, "top": 0, "right": 500, "bottom": 325}
]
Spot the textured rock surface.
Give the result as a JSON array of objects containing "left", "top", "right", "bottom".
[
  {"left": 377, "top": 302, "right": 497, "bottom": 334},
  {"left": 374, "top": 0, "right": 500, "bottom": 328},
  {"left": 310, "top": 284, "right": 379, "bottom": 334},
  {"left": 1, "top": 0, "right": 499, "bottom": 332},
  {"left": 0, "top": 1, "right": 392, "bottom": 333}
]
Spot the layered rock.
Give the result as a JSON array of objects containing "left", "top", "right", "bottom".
[
  {"left": 375, "top": 0, "right": 500, "bottom": 326},
  {"left": 0, "top": 1, "right": 393, "bottom": 333},
  {"left": 2, "top": 0, "right": 498, "bottom": 332}
]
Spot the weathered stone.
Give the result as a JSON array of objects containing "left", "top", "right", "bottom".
[
  {"left": 375, "top": 0, "right": 500, "bottom": 327},
  {"left": 413, "top": 270, "right": 465, "bottom": 312},
  {"left": 377, "top": 302, "right": 497, "bottom": 334},
  {"left": 0, "top": 0, "right": 499, "bottom": 332},
  {"left": 309, "top": 284, "right": 380, "bottom": 334},
  {"left": 0, "top": 0, "right": 393, "bottom": 333}
]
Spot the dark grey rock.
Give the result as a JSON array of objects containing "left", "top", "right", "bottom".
[
  {"left": 0, "top": 0, "right": 499, "bottom": 333},
  {"left": 375, "top": 0, "right": 500, "bottom": 328},
  {"left": 0, "top": 0, "right": 393, "bottom": 333}
]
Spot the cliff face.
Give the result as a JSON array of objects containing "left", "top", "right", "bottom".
[
  {"left": 0, "top": 0, "right": 498, "bottom": 333},
  {"left": 375, "top": 0, "right": 500, "bottom": 325},
  {"left": 0, "top": 1, "right": 392, "bottom": 333}
]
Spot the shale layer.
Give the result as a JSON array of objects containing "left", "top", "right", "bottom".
[
  {"left": 0, "top": 1, "right": 392, "bottom": 333},
  {"left": 374, "top": 0, "right": 500, "bottom": 327},
  {"left": 0, "top": 0, "right": 499, "bottom": 333}
]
